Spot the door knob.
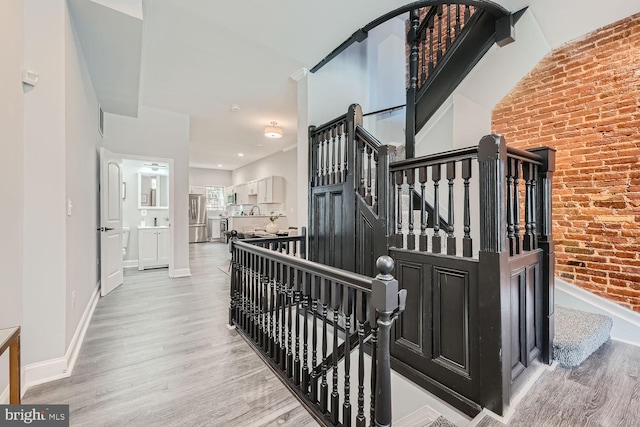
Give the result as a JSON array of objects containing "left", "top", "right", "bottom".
[{"left": 97, "top": 227, "right": 115, "bottom": 232}]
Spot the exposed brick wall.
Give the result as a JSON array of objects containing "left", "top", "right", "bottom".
[{"left": 493, "top": 14, "right": 640, "bottom": 312}]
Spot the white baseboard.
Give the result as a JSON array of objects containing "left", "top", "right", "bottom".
[
  {"left": 555, "top": 277, "right": 640, "bottom": 346},
  {"left": 123, "top": 259, "right": 138, "bottom": 269},
  {"left": 65, "top": 284, "right": 100, "bottom": 374},
  {"left": 170, "top": 268, "right": 191, "bottom": 278},
  {"left": 23, "top": 282, "right": 100, "bottom": 392}
]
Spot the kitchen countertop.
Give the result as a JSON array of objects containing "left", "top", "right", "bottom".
[{"left": 138, "top": 225, "right": 170, "bottom": 229}]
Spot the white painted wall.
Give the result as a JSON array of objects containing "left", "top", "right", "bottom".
[
  {"left": 23, "top": 0, "right": 68, "bottom": 366},
  {"left": 0, "top": 0, "right": 24, "bottom": 399},
  {"left": 232, "top": 149, "right": 299, "bottom": 227},
  {"left": 64, "top": 2, "right": 102, "bottom": 349},
  {"left": 102, "top": 106, "right": 190, "bottom": 276},
  {"left": 189, "top": 167, "right": 232, "bottom": 188}
]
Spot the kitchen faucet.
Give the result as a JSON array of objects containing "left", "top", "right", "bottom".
[{"left": 249, "top": 205, "right": 261, "bottom": 215}]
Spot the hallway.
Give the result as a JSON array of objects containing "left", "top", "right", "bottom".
[{"left": 24, "top": 243, "right": 317, "bottom": 426}]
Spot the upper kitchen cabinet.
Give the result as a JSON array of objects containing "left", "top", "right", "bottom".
[
  {"left": 257, "top": 176, "right": 284, "bottom": 203},
  {"left": 236, "top": 183, "right": 249, "bottom": 205},
  {"left": 247, "top": 180, "right": 258, "bottom": 196}
]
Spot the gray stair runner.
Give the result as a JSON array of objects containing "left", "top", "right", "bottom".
[{"left": 553, "top": 305, "right": 613, "bottom": 367}]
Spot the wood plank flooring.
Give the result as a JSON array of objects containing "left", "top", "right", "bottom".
[
  {"left": 23, "top": 242, "right": 318, "bottom": 427},
  {"left": 476, "top": 339, "right": 640, "bottom": 427}
]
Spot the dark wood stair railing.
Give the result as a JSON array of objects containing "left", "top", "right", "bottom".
[{"left": 229, "top": 232, "right": 407, "bottom": 427}]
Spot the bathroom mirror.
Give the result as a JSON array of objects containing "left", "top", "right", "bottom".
[{"left": 138, "top": 173, "right": 169, "bottom": 209}]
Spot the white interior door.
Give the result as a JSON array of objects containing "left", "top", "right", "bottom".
[{"left": 100, "top": 147, "right": 124, "bottom": 296}]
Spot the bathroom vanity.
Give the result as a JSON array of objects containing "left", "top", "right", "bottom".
[{"left": 138, "top": 226, "right": 170, "bottom": 270}]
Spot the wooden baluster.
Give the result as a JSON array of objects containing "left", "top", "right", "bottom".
[
  {"left": 420, "top": 30, "right": 427, "bottom": 85},
  {"left": 462, "top": 159, "right": 473, "bottom": 257},
  {"left": 310, "top": 275, "right": 320, "bottom": 402},
  {"left": 437, "top": 6, "right": 443, "bottom": 62},
  {"left": 446, "top": 4, "right": 452, "bottom": 51},
  {"left": 356, "top": 291, "right": 367, "bottom": 427},
  {"left": 330, "top": 282, "right": 343, "bottom": 424},
  {"left": 268, "top": 259, "right": 275, "bottom": 358},
  {"left": 419, "top": 166, "right": 428, "bottom": 251},
  {"left": 514, "top": 159, "right": 522, "bottom": 254},
  {"left": 337, "top": 124, "right": 343, "bottom": 184},
  {"left": 320, "top": 278, "right": 330, "bottom": 413},
  {"left": 407, "top": 168, "right": 416, "bottom": 250},
  {"left": 456, "top": 5, "right": 461, "bottom": 36},
  {"left": 280, "top": 263, "right": 287, "bottom": 371},
  {"left": 369, "top": 313, "right": 378, "bottom": 427},
  {"left": 373, "top": 152, "right": 379, "bottom": 213},
  {"left": 524, "top": 161, "right": 534, "bottom": 251},
  {"left": 319, "top": 134, "right": 325, "bottom": 186},
  {"left": 447, "top": 161, "right": 456, "bottom": 255},
  {"left": 395, "top": 171, "right": 404, "bottom": 248},
  {"left": 366, "top": 145, "right": 373, "bottom": 206},
  {"left": 331, "top": 126, "right": 337, "bottom": 185},
  {"left": 343, "top": 288, "right": 354, "bottom": 427},
  {"left": 302, "top": 271, "right": 310, "bottom": 393},
  {"left": 358, "top": 140, "right": 366, "bottom": 197},
  {"left": 507, "top": 157, "right": 516, "bottom": 256},
  {"left": 325, "top": 130, "right": 331, "bottom": 186},
  {"left": 343, "top": 122, "right": 349, "bottom": 181},
  {"left": 273, "top": 261, "right": 281, "bottom": 364},
  {"left": 287, "top": 267, "right": 294, "bottom": 378},
  {"left": 532, "top": 164, "right": 539, "bottom": 250},
  {"left": 294, "top": 269, "right": 301, "bottom": 385},
  {"left": 432, "top": 163, "right": 442, "bottom": 253},
  {"left": 428, "top": 16, "right": 434, "bottom": 74}
]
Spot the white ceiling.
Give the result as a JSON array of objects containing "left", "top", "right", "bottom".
[{"left": 69, "top": 0, "right": 640, "bottom": 170}]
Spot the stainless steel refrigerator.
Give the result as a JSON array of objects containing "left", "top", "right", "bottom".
[{"left": 188, "top": 194, "right": 208, "bottom": 243}]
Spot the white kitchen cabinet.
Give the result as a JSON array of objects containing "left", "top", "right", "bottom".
[
  {"left": 138, "top": 227, "right": 170, "bottom": 270},
  {"left": 189, "top": 186, "right": 205, "bottom": 194},
  {"left": 247, "top": 180, "right": 258, "bottom": 195},
  {"left": 257, "top": 176, "right": 285, "bottom": 203},
  {"left": 236, "top": 183, "right": 249, "bottom": 205}
]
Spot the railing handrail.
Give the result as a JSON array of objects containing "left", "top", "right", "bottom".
[
  {"left": 310, "top": 114, "right": 348, "bottom": 137},
  {"left": 234, "top": 240, "right": 374, "bottom": 293},
  {"left": 355, "top": 125, "right": 383, "bottom": 150},
  {"left": 507, "top": 145, "right": 543, "bottom": 165},
  {"left": 390, "top": 145, "right": 478, "bottom": 171}
]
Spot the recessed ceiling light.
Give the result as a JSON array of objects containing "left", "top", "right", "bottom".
[
  {"left": 257, "top": 144, "right": 263, "bottom": 147},
  {"left": 217, "top": 164, "right": 222, "bottom": 167},
  {"left": 230, "top": 104, "right": 240, "bottom": 111},
  {"left": 238, "top": 153, "right": 244, "bottom": 157}
]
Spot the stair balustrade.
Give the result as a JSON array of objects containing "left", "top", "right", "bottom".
[{"left": 230, "top": 232, "right": 407, "bottom": 427}]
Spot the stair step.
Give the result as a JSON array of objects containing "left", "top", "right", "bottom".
[{"left": 553, "top": 305, "right": 613, "bottom": 367}]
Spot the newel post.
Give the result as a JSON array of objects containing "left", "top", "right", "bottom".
[
  {"left": 528, "top": 146, "right": 556, "bottom": 364},
  {"left": 405, "top": 9, "right": 420, "bottom": 159},
  {"left": 371, "top": 256, "right": 405, "bottom": 427},
  {"left": 477, "top": 135, "right": 510, "bottom": 416}
]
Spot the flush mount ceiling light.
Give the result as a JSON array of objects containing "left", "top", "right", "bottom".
[{"left": 264, "top": 121, "right": 283, "bottom": 139}]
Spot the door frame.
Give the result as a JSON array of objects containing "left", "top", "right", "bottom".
[{"left": 115, "top": 153, "right": 176, "bottom": 277}]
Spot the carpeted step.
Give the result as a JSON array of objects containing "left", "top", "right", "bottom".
[{"left": 553, "top": 305, "right": 613, "bottom": 367}]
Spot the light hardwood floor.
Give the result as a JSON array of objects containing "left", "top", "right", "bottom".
[
  {"left": 476, "top": 339, "right": 640, "bottom": 427},
  {"left": 24, "top": 242, "right": 318, "bottom": 427}
]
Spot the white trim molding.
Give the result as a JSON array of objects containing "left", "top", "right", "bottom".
[
  {"left": 123, "top": 259, "right": 138, "bottom": 269},
  {"left": 170, "top": 268, "right": 191, "bottom": 278},
  {"left": 556, "top": 277, "right": 640, "bottom": 346},
  {"left": 23, "top": 283, "right": 100, "bottom": 391}
]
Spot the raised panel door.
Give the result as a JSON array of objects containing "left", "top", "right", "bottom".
[{"left": 138, "top": 229, "right": 158, "bottom": 270}]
